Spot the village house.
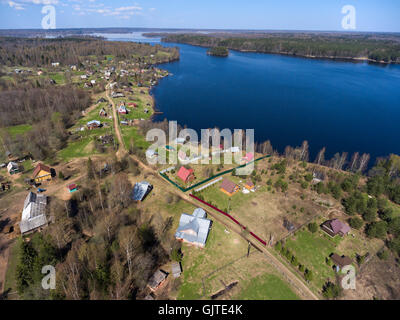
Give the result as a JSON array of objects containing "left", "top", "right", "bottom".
[
  {"left": 19, "top": 192, "right": 48, "bottom": 235},
  {"left": 32, "top": 163, "right": 52, "bottom": 183},
  {"left": 177, "top": 166, "right": 195, "bottom": 184},
  {"left": 80, "top": 75, "right": 87, "bottom": 80},
  {"left": 7, "top": 162, "right": 19, "bottom": 175},
  {"left": 146, "top": 149, "right": 158, "bottom": 159},
  {"left": 220, "top": 178, "right": 239, "bottom": 196},
  {"left": 244, "top": 180, "right": 255, "bottom": 191},
  {"left": 175, "top": 208, "right": 211, "bottom": 248},
  {"left": 37, "top": 70, "right": 43, "bottom": 76},
  {"left": 283, "top": 219, "right": 295, "bottom": 232},
  {"left": 99, "top": 108, "right": 107, "bottom": 117},
  {"left": 312, "top": 170, "right": 326, "bottom": 184},
  {"left": 118, "top": 104, "right": 128, "bottom": 114},
  {"left": 67, "top": 184, "right": 78, "bottom": 193},
  {"left": 131, "top": 181, "right": 153, "bottom": 202},
  {"left": 147, "top": 270, "right": 168, "bottom": 292},
  {"left": 321, "top": 219, "right": 351, "bottom": 237},
  {"left": 330, "top": 253, "right": 353, "bottom": 272},
  {"left": 87, "top": 120, "right": 101, "bottom": 130},
  {"left": 175, "top": 137, "right": 186, "bottom": 145},
  {"left": 51, "top": 62, "right": 60, "bottom": 67}
]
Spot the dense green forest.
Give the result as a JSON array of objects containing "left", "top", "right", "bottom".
[
  {"left": 207, "top": 46, "right": 229, "bottom": 57},
  {"left": 0, "top": 37, "right": 179, "bottom": 67},
  {"left": 158, "top": 33, "right": 400, "bottom": 63}
]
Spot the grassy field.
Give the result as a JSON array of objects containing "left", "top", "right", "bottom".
[
  {"left": 231, "top": 273, "right": 299, "bottom": 300},
  {"left": 284, "top": 228, "right": 338, "bottom": 289},
  {"left": 3, "top": 238, "right": 20, "bottom": 299},
  {"left": 177, "top": 219, "right": 299, "bottom": 300},
  {"left": 5, "top": 124, "right": 33, "bottom": 137}
]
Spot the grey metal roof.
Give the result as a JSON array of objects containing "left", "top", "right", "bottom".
[
  {"left": 171, "top": 262, "right": 182, "bottom": 278},
  {"left": 175, "top": 209, "right": 211, "bottom": 247},
  {"left": 131, "top": 181, "right": 152, "bottom": 201},
  {"left": 20, "top": 215, "right": 47, "bottom": 234},
  {"left": 148, "top": 270, "right": 167, "bottom": 289},
  {"left": 20, "top": 192, "right": 47, "bottom": 234}
]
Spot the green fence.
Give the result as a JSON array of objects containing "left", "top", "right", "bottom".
[{"left": 159, "top": 154, "right": 271, "bottom": 192}]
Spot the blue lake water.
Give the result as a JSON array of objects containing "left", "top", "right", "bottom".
[{"left": 107, "top": 34, "right": 400, "bottom": 164}]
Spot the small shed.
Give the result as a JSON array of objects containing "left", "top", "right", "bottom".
[
  {"left": 171, "top": 262, "right": 182, "bottom": 278},
  {"left": 7, "top": 162, "right": 19, "bottom": 175},
  {"left": 67, "top": 184, "right": 78, "bottom": 193},
  {"left": 148, "top": 270, "right": 168, "bottom": 292}
]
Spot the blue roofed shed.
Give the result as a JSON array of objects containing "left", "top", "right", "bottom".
[{"left": 131, "top": 181, "right": 153, "bottom": 202}]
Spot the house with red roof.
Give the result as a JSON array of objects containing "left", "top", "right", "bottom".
[
  {"left": 177, "top": 166, "right": 195, "bottom": 184},
  {"left": 242, "top": 152, "right": 254, "bottom": 163}
]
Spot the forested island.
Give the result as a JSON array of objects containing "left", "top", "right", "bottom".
[
  {"left": 149, "top": 32, "right": 400, "bottom": 64},
  {"left": 207, "top": 46, "right": 229, "bottom": 57}
]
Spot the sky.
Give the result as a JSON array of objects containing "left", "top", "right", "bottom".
[{"left": 0, "top": 0, "right": 399, "bottom": 32}]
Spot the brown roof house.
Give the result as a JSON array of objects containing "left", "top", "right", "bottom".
[
  {"left": 147, "top": 270, "right": 168, "bottom": 292},
  {"left": 220, "top": 178, "right": 239, "bottom": 196},
  {"left": 321, "top": 219, "right": 351, "bottom": 237},
  {"left": 33, "top": 163, "right": 52, "bottom": 183},
  {"left": 244, "top": 180, "right": 255, "bottom": 191},
  {"left": 330, "top": 253, "right": 353, "bottom": 272}
]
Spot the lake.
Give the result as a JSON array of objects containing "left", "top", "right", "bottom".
[{"left": 106, "top": 33, "right": 400, "bottom": 165}]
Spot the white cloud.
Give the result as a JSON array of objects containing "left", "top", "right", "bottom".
[{"left": 8, "top": 1, "right": 25, "bottom": 10}]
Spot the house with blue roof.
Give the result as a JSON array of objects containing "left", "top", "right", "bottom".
[
  {"left": 131, "top": 181, "right": 153, "bottom": 202},
  {"left": 175, "top": 208, "right": 211, "bottom": 248}
]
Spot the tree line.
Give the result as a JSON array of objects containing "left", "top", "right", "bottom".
[
  {"left": 159, "top": 33, "right": 400, "bottom": 64},
  {"left": 0, "top": 37, "right": 179, "bottom": 67}
]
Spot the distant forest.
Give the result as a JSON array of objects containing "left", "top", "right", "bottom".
[
  {"left": 156, "top": 32, "right": 400, "bottom": 63},
  {"left": 0, "top": 36, "right": 179, "bottom": 67}
]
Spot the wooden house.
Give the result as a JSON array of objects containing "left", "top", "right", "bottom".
[
  {"left": 177, "top": 167, "right": 195, "bottom": 184},
  {"left": 33, "top": 163, "right": 52, "bottom": 183},
  {"left": 220, "top": 178, "right": 239, "bottom": 196}
]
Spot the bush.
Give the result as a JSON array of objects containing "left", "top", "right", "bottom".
[
  {"left": 366, "top": 221, "right": 388, "bottom": 239},
  {"left": 308, "top": 222, "right": 318, "bottom": 233},
  {"left": 349, "top": 217, "right": 363, "bottom": 230},
  {"left": 377, "top": 249, "right": 389, "bottom": 260},
  {"left": 322, "top": 281, "right": 341, "bottom": 299}
]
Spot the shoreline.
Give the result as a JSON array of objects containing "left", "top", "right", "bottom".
[{"left": 162, "top": 40, "right": 399, "bottom": 65}]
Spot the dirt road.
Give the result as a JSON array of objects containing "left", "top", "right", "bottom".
[
  {"left": 106, "top": 83, "right": 320, "bottom": 300},
  {"left": 106, "top": 84, "right": 128, "bottom": 160}
]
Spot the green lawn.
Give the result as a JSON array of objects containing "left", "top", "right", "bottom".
[
  {"left": 284, "top": 229, "right": 339, "bottom": 289},
  {"left": 196, "top": 177, "right": 266, "bottom": 213},
  {"left": 5, "top": 124, "right": 33, "bottom": 137},
  {"left": 3, "top": 238, "right": 21, "bottom": 299},
  {"left": 58, "top": 136, "right": 97, "bottom": 161},
  {"left": 122, "top": 126, "right": 151, "bottom": 150},
  {"left": 232, "top": 273, "right": 299, "bottom": 300}
]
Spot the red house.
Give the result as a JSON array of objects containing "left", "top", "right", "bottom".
[{"left": 177, "top": 167, "right": 194, "bottom": 184}]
